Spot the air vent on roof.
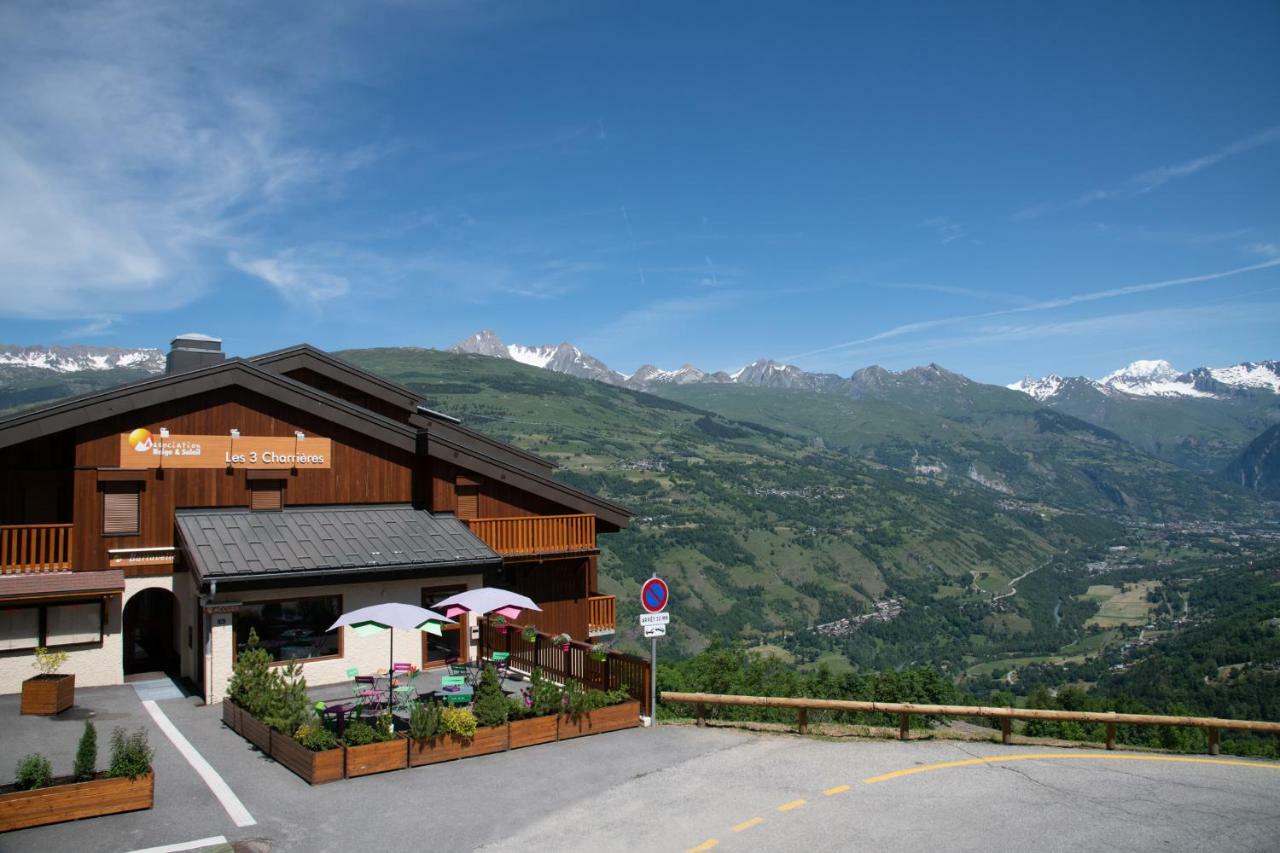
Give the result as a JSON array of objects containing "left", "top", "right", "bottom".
[{"left": 166, "top": 333, "right": 225, "bottom": 374}]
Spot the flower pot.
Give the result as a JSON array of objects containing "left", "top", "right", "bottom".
[
  {"left": 509, "top": 713, "right": 558, "bottom": 749},
  {"left": 558, "top": 700, "right": 642, "bottom": 740},
  {"left": 20, "top": 673, "right": 74, "bottom": 716},
  {"left": 269, "top": 731, "right": 345, "bottom": 785},
  {"left": 452, "top": 724, "right": 508, "bottom": 759},
  {"left": 221, "top": 699, "right": 242, "bottom": 735},
  {"left": 344, "top": 736, "right": 408, "bottom": 778},
  {"left": 0, "top": 771, "right": 153, "bottom": 832},
  {"left": 240, "top": 711, "right": 272, "bottom": 752},
  {"left": 559, "top": 644, "right": 571, "bottom": 652}
]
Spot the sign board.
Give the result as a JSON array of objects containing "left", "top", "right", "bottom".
[
  {"left": 640, "top": 576, "right": 669, "bottom": 613},
  {"left": 643, "top": 624, "right": 667, "bottom": 638},
  {"left": 118, "top": 430, "right": 331, "bottom": 470},
  {"left": 639, "top": 612, "right": 670, "bottom": 627}
]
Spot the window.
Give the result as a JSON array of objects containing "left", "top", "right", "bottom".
[
  {"left": 0, "top": 601, "right": 104, "bottom": 650},
  {"left": 233, "top": 595, "right": 342, "bottom": 663},
  {"left": 0, "top": 606, "right": 40, "bottom": 651},
  {"left": 249, "top": 481, "right": 283, "bottom": 511},
  {"left": 456, "top": 484, "right": 479, "bottom": 520},
  {"left": 103, "top": 484, "right": 140, "bottom": 535}
]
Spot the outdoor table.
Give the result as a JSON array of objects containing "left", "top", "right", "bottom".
[
  {"left": 436, "top": 684, "right": 474, "bottom": 706},
  {"left": 317, "top": 700, "right": 355, "bottom": 739}
]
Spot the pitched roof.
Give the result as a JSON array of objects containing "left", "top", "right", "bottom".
[
  {"left": 0, "top": 357, "right": 419, "bottom": 454},
  {"left": 0, "top": 570, "right": 125, "bottom": 603},
  {"left": 176, "top": 504, "right": 500, "bottom": 586}
]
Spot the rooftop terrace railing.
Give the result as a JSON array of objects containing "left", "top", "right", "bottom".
[
  {"left": 661, "top": 691, "right": 1280, "bottom": 755},
  {"left": 0, "top": 523, "right": 73, "bottom": 574}
]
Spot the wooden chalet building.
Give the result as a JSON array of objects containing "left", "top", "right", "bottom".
[{"left": 0, "top": 335, "right": 628, "bottom": 703}]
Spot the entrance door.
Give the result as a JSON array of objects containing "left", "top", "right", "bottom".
[
  {"left": 421, "top": 585, "right": 467, "bottom": 668},
  {"left": 123, "top": 588, "right": 178, "bottom": 676}
]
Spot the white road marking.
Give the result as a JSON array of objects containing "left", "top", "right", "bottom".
[
  {"left": 142, "top": 699, "right": 256, "bottom": 827},
  {"left": 127, "top": 835, "right": 229, "bottom": 853}
]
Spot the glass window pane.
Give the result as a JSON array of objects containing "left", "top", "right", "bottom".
[
  {"left": 46, "top": 603, "right": 102, "bottom": 646},
  {"left": 0, "top": 607, "right": 40, "bottom": 652},
  {"left": 234, "top": 596, "right": 341, "bottom": 663}
]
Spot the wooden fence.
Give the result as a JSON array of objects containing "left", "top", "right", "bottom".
[
  {"left": 463, "top": 514, "right": 596, "bottom": 557},
  {"left": 480, "top": 619, "right": 651, "bottom": 716},
  {"left": 661, "top": 691, "right": 1280, "bottom": 756},
  {"left": 0, "top": 523, "right": 73, "bottom": 574}
]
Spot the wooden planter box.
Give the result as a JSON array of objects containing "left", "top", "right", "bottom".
[
  {"left": 0, "top": 771, "right": 153, "bottom": 832},
  {"left": 509, "top": 714, "right": 558, "bottom": 749},
  {"left": 269, "top": 731, "right": 345, "bottom": 785},
  {"left": 20, "top": 674, "right": 74, "bottom": 716},
  {"left": 221, "top": 699, "right": 242, "bottom": 735},
  {"left": 240, "top": 711, "right": 272, "bottom": 752},
  {"left": 452, "top": 725, "right": 509, "bottom": 759},
  {"left": 409, "top": 734, "right": 460, "bottom": 767},
  {"left": 344, "top": 737, "right": 408, "bottom": 778},
  {"left": 559, "top": 701, "right": 642, "bottom": 740}
]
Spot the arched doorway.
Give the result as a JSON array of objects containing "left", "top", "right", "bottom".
[{"left": 123, "top": 588, "right": 178, "bottom": 676}]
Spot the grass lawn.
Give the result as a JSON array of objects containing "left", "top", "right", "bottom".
[{"left": 1082, "top": 581, "right": 1160, "bottom": 628}]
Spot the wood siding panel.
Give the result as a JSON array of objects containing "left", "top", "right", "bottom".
[{"left": 70, "top": 387, "right": 414, "bottom": 570}]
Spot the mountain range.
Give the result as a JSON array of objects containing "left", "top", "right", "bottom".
[{"left": 0, "top": 343, "right": 165, "bottom": 373}]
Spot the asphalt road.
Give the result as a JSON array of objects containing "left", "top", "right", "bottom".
[{"left": 4, "top": 688, "right": 1279, "bottom": 853}]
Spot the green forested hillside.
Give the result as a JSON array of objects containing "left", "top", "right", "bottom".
[
  {"left": 0, "top": 366, "right": 156, "bottom": 413},
  {"left": 340, "top": 348, "right": 1258, "bottom": 665}
]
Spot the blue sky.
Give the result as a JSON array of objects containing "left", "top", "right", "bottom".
[{"left": 1, "top": 1, "right": 1277, "bottom": 384}]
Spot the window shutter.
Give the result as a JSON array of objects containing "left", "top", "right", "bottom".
[
  {"left": 250, "top": 482, "right": 284, "bottom": 512},
  {"left": 456, "top": 485, "right": 479, "bottom": 520},
  {"left": 103, "top": 487, "right": 140, "bottom": 535}
]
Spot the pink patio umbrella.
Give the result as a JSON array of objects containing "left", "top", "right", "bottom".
[
  {"left": 327, "top": 602, "right": 455, "bottom": 678},
  {"left": 431, "top": 587, "right": 542, "bottom": 624}
]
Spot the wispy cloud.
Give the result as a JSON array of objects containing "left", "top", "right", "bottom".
[
  {"left": 230, "top": 251, "right": 351, "bottom": 307},
  {"left": 1015, "top": 125, "right": 1280, "bottom": 220},
  {"left": 921, "top": 216, "right": 965, "bottom": 244},
  {"left": 0, "top": 3, "right": 376, "bottom": 321},
  {"left": 785, "top": 257, "right": 1280, "bottom": 362}
]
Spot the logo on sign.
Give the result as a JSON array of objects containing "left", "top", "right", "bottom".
[{"left": 641, "top": 577, "right": 669, "bottom": 614}]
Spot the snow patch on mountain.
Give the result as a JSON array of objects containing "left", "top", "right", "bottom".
[
  {"left": 507, "top": 344, "right": 557, "bottom": 368},
  {"left": 1009, "top": 358, "right": 1279, "bottom": 402},
  {"left": 1007, "top": 374, "right": 1065, "bottom": 402},
  {"left": 1208, "top": 361, "right": 1280, "bottom": 394},
  {"left": 0, "top": 344, "right": 165, "bottom": 374}
]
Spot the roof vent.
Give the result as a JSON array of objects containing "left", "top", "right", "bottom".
[{"left": 166, "top": 333, "right": 225, "bottom": 374}]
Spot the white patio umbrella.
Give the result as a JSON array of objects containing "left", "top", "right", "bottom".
[
  {"left": 431, "top": 587, "right": 542, "bottom": 621},
  {"left": 327, "top": 602, "right": 455, "bottom": 678}
]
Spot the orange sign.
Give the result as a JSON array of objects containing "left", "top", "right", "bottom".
[{"left": 119, "top": 430, "right": 331, "bottom": 469}]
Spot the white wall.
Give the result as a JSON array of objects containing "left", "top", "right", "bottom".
[
  {"left": 203, "top": 573, "right": 483, "bottom": 704},
  {"left": 0, "top": 575, "right": 178, "bottom": 696}
]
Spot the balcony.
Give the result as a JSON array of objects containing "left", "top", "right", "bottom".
[
  {"left": 588, "top": 593, "right": 617, "bottom": 637},
  {"left": 463, "top": 513, "right": 596, "bottom": 558},
  {"left": 1, "top": 524, "right": 74, "bottom": 574}
]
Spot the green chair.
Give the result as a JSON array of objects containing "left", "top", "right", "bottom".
[{"left": 490, "top": 651, "right": 511, "bottom": 684}]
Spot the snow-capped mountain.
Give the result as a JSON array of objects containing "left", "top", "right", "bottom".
[
  {"left": 1008, "top": 359, "right": 1280, "bottom": 401},
  {"left": 450, "top": 330, "right": 627, "bottom": 385},
  {"left": 626, "top": 364, "right": 731, "bottom": 389},
  {"left": 0, "top": 344, "right": 164, "bottom": 374}
]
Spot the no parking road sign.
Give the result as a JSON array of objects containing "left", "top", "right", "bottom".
[{"left": 641, "top": 576, "right": 669, "bottom": 613}]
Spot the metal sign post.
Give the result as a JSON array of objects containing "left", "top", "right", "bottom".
[{"left": 640, "top": 574, "right": 669, "bottom": 725}]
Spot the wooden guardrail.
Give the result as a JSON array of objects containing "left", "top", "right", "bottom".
[
  {"left": 463, "top": 514, "right": 596, "bottom": 557},
  {"left": 660, "top": 692, "right": 1280, "bottom": 756},
  {"left": 587, "top": 594, "right": 617, "bottom": 636},
  {"left": 0, "top": 523, "right": 74, "bottom": 574}
]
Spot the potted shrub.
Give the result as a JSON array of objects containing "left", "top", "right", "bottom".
[
  {"left": 271, "top": 720, "right": 345, "bottom": 785},
  {"left": 552, "top": 633, "right": 572, "bottom": 652},
  {"left": 21, "top": 647, "right": 73, "bottom": 716},
  {"left": 521, "top": 624, "right": 539, "bottom": 643},
  {"left": 589, "top": 643, "right": 608, "bottom": 662},
  {"left": 343, "top": 713, "right": 406, "bottom": 778},
  {"left": 441, "top": 706, "right": 507, "bottom": 758},
  {"left": 407, "top": 701, "right": 456, "bottom": 767},
  {"left": 491, "top": 614, "right": 509, "bottom": 634},
  {"left": 225, "top": 629, "right": 275, "bottom": 741},
  {"left": 559, "top": 686, "right": 642, "bottom": 740},
  {"left": 0, "top": 725, "right": 155, "bottom": 832}
]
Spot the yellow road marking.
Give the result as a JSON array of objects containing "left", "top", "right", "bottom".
[
  {"left": 778, "top": 799, "right": 806, "bottom": 812},
  {"left": 863, "top": 753, "right": 1280, "bottom": 785},
  {"left": 824, "top": 784, "right": 851, "bottom": 796},
  {"left": 733, "top": 817, "right": 765, "bottom": 832},
  {"left": 688, "top": 840, "right": 719, "bottom": 852}
]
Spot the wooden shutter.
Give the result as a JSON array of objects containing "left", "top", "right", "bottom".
[
  {"left": 103, "top": 486, "right": 140, "bottom": 535},
  {"left": 250, "top": 482, "right": 283, "bottom": 512},
  {"left": 456, "top": 485, "right": 479, "bottom": 520}
]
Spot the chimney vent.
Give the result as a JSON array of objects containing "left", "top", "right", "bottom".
[{"left": 166, "top": 333, "right": 224, "bottom": 374}]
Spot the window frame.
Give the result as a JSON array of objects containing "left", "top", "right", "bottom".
[
  {"left": 231, "top": 593, "right": 344, "bottom": 667},
  {"left": 0, "top": 599, "right": 106, "bottom": 651}
]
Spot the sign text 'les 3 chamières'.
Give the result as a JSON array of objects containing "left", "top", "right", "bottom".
[{"left": 118, "top": 429, "right": 332, "bottom": 469}]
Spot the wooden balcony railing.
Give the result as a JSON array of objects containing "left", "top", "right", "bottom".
[
  {"left": 463, "top": 513, "right": 596, "bottom": 557},
  {"left": 588, "top": 594, "right": 617, "bottom": 636},
  {"left": 1, "top": 524, "right": 74, "bottom": 574}
]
